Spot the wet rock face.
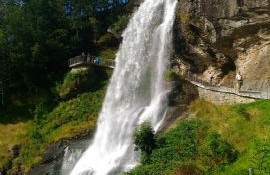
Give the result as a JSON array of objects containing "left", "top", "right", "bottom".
[{"left": 175, "top": 0, "right": 270, "bottom": 90}]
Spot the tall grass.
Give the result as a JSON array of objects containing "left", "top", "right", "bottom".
[
  {"left": 190, "top": 100, "right": 270, "bottom": 174},
  {"left": 19, "top": 87, "right": 107, "bottom": 171},
  {"left": 18, "top": 68, "right": 111, "bottom": 171}
]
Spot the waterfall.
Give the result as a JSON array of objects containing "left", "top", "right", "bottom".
[{"left": 70, "top": 0, "right": 178, "bottom": 174}]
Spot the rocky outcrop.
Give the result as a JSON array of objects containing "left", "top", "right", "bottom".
[
  {"left": 28, "top": 137, "right": 91, "bottom": 175},
  {"left": 174, "top": 0, "right": 270, "bottom": 91}
]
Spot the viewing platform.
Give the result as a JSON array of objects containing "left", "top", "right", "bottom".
[{"left": 68, "top": 55, "right": 115, "bottom": 69}]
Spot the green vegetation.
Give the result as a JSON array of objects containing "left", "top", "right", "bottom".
[
  {"left": 190, "top": 100, "right": 270, "bottom": 174},
  {"left": 133, "top": 122, "right": 156, "bottom": 163},
  {"left": 56, "top": 67, "right": 109, "bottom": 99},
  {"left": 98, "top": 47, "right": 118, "bottom": 60},
  {"left": 14, "top": 67, "right": 110, "bottom": 171},
  {"left": 110, "top": 15, "right": 129, "bottom": 34},
  {"left": 128, "top": 100, "right": 270, "bottom": 175},
  {"left": 0, "top": 0, "right": 130, "bottom": 104},
  {"left": 57, "top": 69, "right": 90, "bottom": 98},
  {"left": 0, "top": 68, "right": 109, "bottom": 173},
  {"left": 19, "top": 88, "right": 106, "bottom": 171},
  {"left": 128, "top": 119, "right": 237, "bottom": 175},
  {"left": 164, "top": 69, "right": 185, "bottom": 86},
  {"left": 164, "top": 69, "right": 180, "bottom": 81},
  {"left": 0, "top": 122, "right": 31, "bottom": 171},
  {"left": 0, "top": 0, "right": 132, "bottom": 173}
]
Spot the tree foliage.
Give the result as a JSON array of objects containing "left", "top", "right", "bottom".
[
  {"left": 0, "top": 0, "right": 128, "bottom": 104},
  {"left": 128, "top": 119, "right": 238, "bottom": 175},
  {"left": 133, "top": 121, "right": 156, "bottom": 155}
]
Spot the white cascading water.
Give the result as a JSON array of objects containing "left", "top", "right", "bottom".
[{"left": 70, "top": 0, "right": 178, "bottom": 174}]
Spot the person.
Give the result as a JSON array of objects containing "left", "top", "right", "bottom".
[
  {"left": 81, "top": 52, "right": 86, "bottom": 62},
  {"left": 91, "top": 56, "right": 95, "bottom": 63},
  {"left": 95, "top": 56, "right": 101, "bottom": 65},
  {"left": 210, "top": 75, "right": 214, "bottom": 85},
  {"left": 235, "top": 71, "right": 243, "bottom": 90},
  {"left": 86, "top": 52, "right": 91, "bottom": 62}
]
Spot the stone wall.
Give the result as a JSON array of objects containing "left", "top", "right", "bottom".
[{"left": 198, "top": 87, "right": 255, "bottom": 105}]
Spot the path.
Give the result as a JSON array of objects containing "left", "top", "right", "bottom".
[{"left": 185, "top": 71, "right": 270, "bottom": 100}]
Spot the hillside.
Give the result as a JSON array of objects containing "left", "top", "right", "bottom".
[{"left": 128, "top": 100, "right": 270, "bottom": 175}]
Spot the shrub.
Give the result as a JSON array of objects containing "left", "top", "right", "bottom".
[
  {"left": 98, "top": 34, "right": 118, "bottom": 47},
  {"left": 202, "top": 132, "right": 238, "bottom": 167},
  {"left": 56, "top": 68, "right": 100, "bottom": 99},
  {"left": 111, "top": 15, "right": 129, "bottom": 33},
  {"left": 133, "top": 122, "right": 156, "bottom": 163},
  {"left": 235, "top": 105, "right": 250, "bottom": 121},
  {"left": 164, "top": 70, "right": 179, "bottom": 81}
]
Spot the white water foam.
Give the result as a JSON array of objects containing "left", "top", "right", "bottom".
[{"left": 70, "top": 0, "right": 178, "bottom": 174}]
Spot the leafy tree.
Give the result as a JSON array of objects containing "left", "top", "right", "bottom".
[
  {"left": 0, "top": 0, "right": 129, "bottom": 106},
  {"left": 133, "top": 121, "right": 156, "bottom": 163}
]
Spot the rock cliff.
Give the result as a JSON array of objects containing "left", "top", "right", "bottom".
[{"left": 174, "top": 0, "right": 270, "bottom": 91}]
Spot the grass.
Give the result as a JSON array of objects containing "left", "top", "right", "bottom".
[
  {"left": 129, "top": 99, "right": 270, "bottom": 175},
  {"left": 0, "top": 122, "right": 31, "bottom": 170},
  {"left": 189, "top": 100, "right": 270, "bottom": 174},
  {"left": 0, "top": 89, "right": 53, "bottom": 171},
  {"left": 42, "top": 90, "right": 105, "bottom": 141},
  {"left": 18, "top": 70, "right": 109, "bottom": 171},
  {"left": 98, "top": 47, "right": 118, "bottom": 60},
  {"left": 0, "top": 89, "right": 53, "bottom": 124},
  {"left": 128, "top": 119, "right": 237, "bottom": 175}
]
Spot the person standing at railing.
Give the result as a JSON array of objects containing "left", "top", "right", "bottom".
[
  {"left": 94, "top": 56, "right": 101, "bottom": 65},
  {"left": 209, "top": 73, "right": 214, "bottom": 86},
  {"left": 86, "top": 52, "right": 91, "bottom": 63},
  {"left": 81, "top": 52, "right": 86, "bottom": 62},
  {"left": 235, "top": 71, "right": 243, "bottom": 91}
]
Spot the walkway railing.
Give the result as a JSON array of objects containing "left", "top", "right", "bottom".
[
  {"left": 185, "top": 71, "right": 270, "bottom": 100},
  {"left": 68, "top": 56, "right": 115, "bottom": 69}
]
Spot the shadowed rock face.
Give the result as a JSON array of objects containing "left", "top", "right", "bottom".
[
  {"left": 174, "top": 0, "right": 270, "bottom": 90},
  {"left": 180, "top": 0, "right": 269, "bottom": 19}
]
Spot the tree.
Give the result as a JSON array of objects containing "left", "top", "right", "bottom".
[{"left": 133, "top": 121, "right": 156, "bottom": 163}]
